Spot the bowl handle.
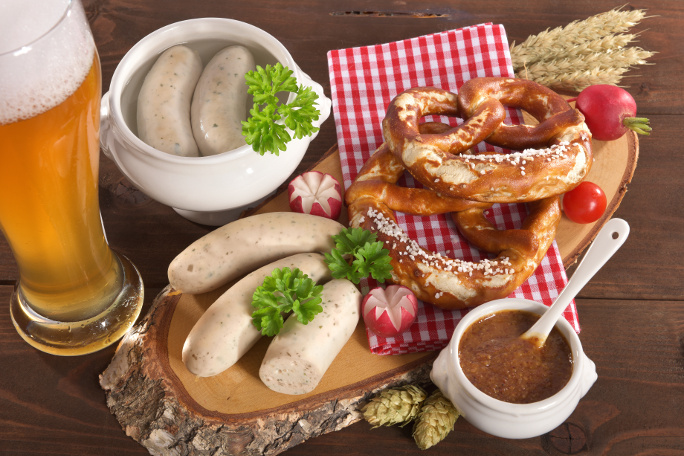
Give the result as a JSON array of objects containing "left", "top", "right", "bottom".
[
  {"left": 579, "top": 353, "right": 598, "bottom": 397},
  {"left": 297, "top": 68, "right": 332, "bottom": 133},
  {"left": 430, "top": 346, "right": 459, "bottom": 403},
  {"left": 99, "top": 91, "right": 114, "bottom": 159},
  {"left": 97, "top": 91, "right": 145, "bottom": 189}
]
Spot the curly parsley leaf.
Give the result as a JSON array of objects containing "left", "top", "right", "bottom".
[
  {"left": 325, "top": 248, "right": 360, "bottom": 283},
  {"left": 352, "top": 240, "right": 393, "bottom": 282},
  {"left": 251, "top": 267, "right": 324, "bottom": 336},
  {"left": 333, "top": 226, "right": 376, "bottom": 253},
  {"left": 324, "top": 227, "right": 393, "bottom": 284},
  {"left": 279, "top": 86, "right": 320, "bottom": 140},
  {"left": 242, "top": 103, "right": 291, "bottom": 155},
  {"left": 242, "top": 63, "right": 320, "bottom": 156},
  {"left": 250, "top": 300, "right": 283, "bottom": 338}
]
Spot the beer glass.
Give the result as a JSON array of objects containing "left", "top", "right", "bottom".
[{"left": 0, "top": 0, "right": 144, "bottom": 355}]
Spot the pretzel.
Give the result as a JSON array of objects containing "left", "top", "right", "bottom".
[
  {"left": 344, "top": 124, "right": 489, "bottom": 217},
  {"left": 345, "top": 123, "right": 562, "bottom": 310},
  {"left": 382, "top": 77, "right": 593, "bottom": 203}
]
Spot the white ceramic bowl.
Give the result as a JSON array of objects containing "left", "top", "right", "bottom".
[
  {"left": 431, "top": 298, "right": 597, "bottom": 440},
  {"left": 100, "top": 18, "right": 331, "bottom": 225}
]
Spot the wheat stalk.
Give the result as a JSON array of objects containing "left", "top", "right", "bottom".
[
  {"left": 518, "top": 48, "right": 654, "bottom": 91},
  {"left": 520, "top": 47, "right": 654, "bottom": 76},
  {"left": 523, "top": 68, "right": 630, "bottom": 92},
  {"left": 509, "top": 6, "right": 654, "bottom": 90},
  {"left": 511, "top": 33, "right": 638, "bottom": 71},
  {"left": 511, "top": 7, "right": 646, "bottom": 58}
]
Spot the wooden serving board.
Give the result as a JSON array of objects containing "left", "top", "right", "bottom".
[{"left": 100, "top": 132, "right": 638, "bottom": 456}]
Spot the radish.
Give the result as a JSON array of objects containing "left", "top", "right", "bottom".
[
  {"left": 288, "top": 171, "right": 343, "bottom": 220},
  {"left": 573, "top": 84, "right": 651, "bottom": 141},
  {"left": 361, "top": 285, "right": 418, "bottom": 337}
]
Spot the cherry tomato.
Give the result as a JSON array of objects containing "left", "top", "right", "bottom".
[{"left": 562, "top": 182, "right": 607, "bottom": 224}]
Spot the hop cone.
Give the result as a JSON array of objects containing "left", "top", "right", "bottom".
[
  {"left": 412, "top": 390, "right": 460, "bottom": 450},
  {"left": 362, "top": 384, "right": 427, "bottom": 428}
]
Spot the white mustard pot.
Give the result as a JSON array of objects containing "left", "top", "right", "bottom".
[{"left": 431, "top": 298, "right": 597, "bottom": 440}]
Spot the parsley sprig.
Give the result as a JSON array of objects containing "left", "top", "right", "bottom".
[
  {"left": 250, "top": 229, "right": 392, "bottom": 335},
  {"left": 324, "top": 227, "right": 393, "bottom": 284},
  {"left": 242, "top": 62, "right": 320, "bottom": 156},
  {"left": 251, "top": 267, "right": 323, "bottom": 336}
]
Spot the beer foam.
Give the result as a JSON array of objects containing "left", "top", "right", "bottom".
[{"left": 0, "top": 0, "right": 95, "bottom": 124}]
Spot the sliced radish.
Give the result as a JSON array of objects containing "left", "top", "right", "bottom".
[
  {"left": 361, "top": 285, "right": 418, "bottom": 337},
  {"left": 288, "top": 171, "right": 343, "bottom": 220}
]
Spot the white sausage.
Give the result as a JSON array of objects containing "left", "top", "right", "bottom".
[
  {"left": 168, "top": 212, "right": 344, "bottom": 295},
  {"left": 137, "top": 45, "right": 201, "bottom": 157},
  {"left": 191, "top": 45, "right": 255, "bottom": 156},
  {"left": 182, "top": 252, "right": 331, "bottom": 377},
  {"left": 259, "top": 279, "right": 361, "bottom": 395}
]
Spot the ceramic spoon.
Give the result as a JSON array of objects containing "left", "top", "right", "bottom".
[{"left": 521, "top": 218, "right": 630, "bottom": 347}]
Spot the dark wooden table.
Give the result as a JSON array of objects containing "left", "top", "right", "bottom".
[{"left": 2, "top": 1, "right": 683, "bottom": 455}]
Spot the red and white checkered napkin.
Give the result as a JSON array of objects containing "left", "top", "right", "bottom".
[{"left": 327, "top": 23, "right": 580, "bottom": 355}]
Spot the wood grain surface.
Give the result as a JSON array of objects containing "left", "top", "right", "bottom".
[{"left": 1, "top": 1, "right": 683, "bottom": 455}]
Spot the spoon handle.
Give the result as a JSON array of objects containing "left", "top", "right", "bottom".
[{"left": 523, "top": 218, "right": 630, "bottom": 346}]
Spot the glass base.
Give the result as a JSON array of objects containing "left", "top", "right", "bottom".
[{"left": 9, "top": 251, "right": 144, "bottom": 356}]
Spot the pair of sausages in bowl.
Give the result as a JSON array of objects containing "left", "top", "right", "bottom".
[
  {"left": 137, "top": 44, "right": 254, "bottom": 157},
  {"left": 169, "top": 212, "right": 361, "bottom": 395}
]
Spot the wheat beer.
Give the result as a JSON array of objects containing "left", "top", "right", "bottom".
[{"left": 0, "top": 0, "right": 143, "bottom": 355}]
